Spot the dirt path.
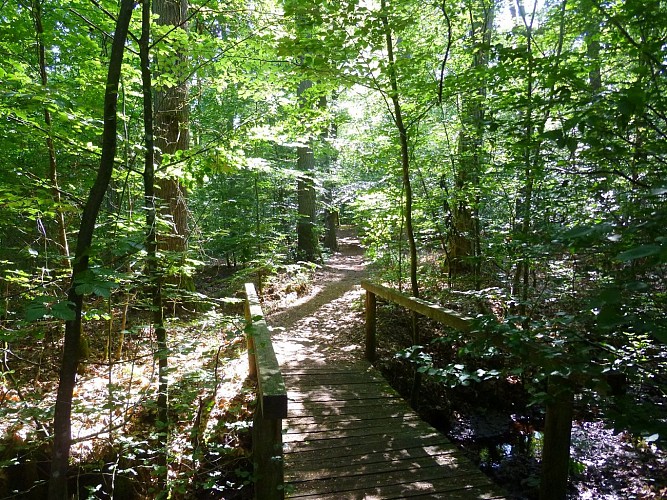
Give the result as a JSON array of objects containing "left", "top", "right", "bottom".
[{"left": 266, "top": 228, "right": 368, "bottom": 368}]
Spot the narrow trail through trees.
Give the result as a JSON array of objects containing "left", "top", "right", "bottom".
[
  {"left": 268, "top": 227, "right": 368, "bottom": 367},
  {"left": 264, "top": 229, "right": 506, "bottom": 498}
]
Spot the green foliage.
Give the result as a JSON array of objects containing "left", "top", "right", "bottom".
[
  {"left": 25, "top": 297, "right": 75, "bottom": 321},
  {"left": 0, "top": 1, "right": 666, "bottom": 496}
]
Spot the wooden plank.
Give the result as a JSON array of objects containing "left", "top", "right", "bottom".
[
  {"left": 287, "top": 391, "right": 401, "bottom": 403},
  {"left": 284, "top": 408, "right": 437, "bottom": 432},
  {"left": 285, "top": 440, "right": 459, "bottom": 466},
  {"left": 245, "top": 283, "right": 287, "bottom": 419},
  {"left": 287, "top": 401, "right": 415, "bottom": 418},
  {"left": 283, "top": 419, "right": 438, "bottom": 443},
  {"left": 285, "top": 450, "right": 473, "bottom": 480},
  {"left": 289, "top": 482, "right": 506, "bottom": 500},
  {"left": 283, "top": 371, "right": 386, "bottom": 385},
  {"left": 287, "top": 400, "right": 410, "bottom": 417},
  {"left": 285, "top": 380, "right": 391, "bottom": 392},
  {"left": 282, "top": 363, "right": 373, "bottom": 375},
  {"left": 285, "top": 412, "right": 421, "bottom": 427},
  {"left": 361, "top": 279, "right": 473, "bottom": 332},
  {"left": 288, "top": 466, "right": 495, "bottom": 496},
  {"left": 288, "top": 380, "right": 399, "bottom": 397},
  {"left": 283, "top": 431, "right": 451, "bottom": 454},
  {"left": 285, "top": 443, "right": 460, "bottom": 470}
]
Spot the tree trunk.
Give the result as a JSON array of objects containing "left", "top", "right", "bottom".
[
  {"left": 48, "top": 3, "right": 134, "bottom": 498},
  {"left": 323, "top": 207, "right": 339, "bottom": 252},
  {"left": 380, "top": 0, "right": 421, "bottom": 403},
  {"left": 154, "top": 0, "right": 191, "bottom": 285},
  {"left": 31, "top": 0, "right": 70, "bottom": 266},
  {"left": 380, "top": 0, "right": 418, "bottom": 299},
  {"left": 140, "top": 0, "right": 169, "bottom": 490},
  {"left": 322, "top": 97, "right": 338, "bottom": 253},
  {"left": 451, "top": 1, "right": 495, "bottom": 276},
  {"left": 296, "top": 79, "right": 319, "bottom": 261}
]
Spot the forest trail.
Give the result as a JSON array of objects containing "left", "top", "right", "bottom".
[
  {"left": 268, "top": 227, "right": 368, "bottom": 368},
  {"left": 265, "top": 230, "right": 506, "bottom": 499}
]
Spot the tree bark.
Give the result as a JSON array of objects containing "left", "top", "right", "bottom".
[
  {"left": 380, "top": 0, "right": 421, "bottom": 404},
  {"left": 380, "top": 1, "right": 418, "bottom": 299},
  {"left": 31, "top": 0, "right": 70, "bottom": 265},
  {"left": 322, "top": 97, "right": 338, "bottom": 253},
  {"left": 48, "top": 2, "right": 134, "bottom": 498},
  {"left": 140, "top": 0, "right": 169, "bottom": 489},
  {"left": 296, "top": 79, "right": 319, "bottom": 261},
  {"left": 154, "top": 0, "right": 191, "bottom": 273},
  {"left": 451, "top": 1, "right": 495, "bottom": 276}
]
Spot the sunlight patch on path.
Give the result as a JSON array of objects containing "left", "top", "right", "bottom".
[{"left": 266, "top": 231, "right": 368, "bottom": 370}]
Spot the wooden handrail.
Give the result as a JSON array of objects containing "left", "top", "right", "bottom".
[
  {"left": 244, "top": 283, "right": 287, "bottom": 500},
  {"left": 361, "top": 279, "right": 473, "bottom": 331},
  {"left": 245, "top": 283, "right": 288, "bottom": 419},
  {"left": 360, "top": 279, "right": 573, "bottom": 500}
]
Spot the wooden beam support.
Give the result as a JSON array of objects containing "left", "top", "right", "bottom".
[{"left": 539, "top": 376, "right": 574, "bottom": 500}]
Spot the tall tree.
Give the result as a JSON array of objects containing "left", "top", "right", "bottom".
[
  {"left": 380, "top": 0, "right": 419, "bottom": 299},
  {"left": 48, "top": 2, "right": 134, "bottom": 498},
  {"left": 296, "top": 79, "right": 320, "bottom": 261},
  {"left": 140, "top": 0, "right": 170, "bottom": 488},
  {"left": 450, "top": 0, "right": 495, "bottom": 277},
  {"left": 154, "top": 0, "right": 191, "bottom": 280}
]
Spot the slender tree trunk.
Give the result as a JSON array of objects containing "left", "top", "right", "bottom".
[
  {"left": 140, "top": 0, "right": 169, "bottom": 489},
  {"left": 296, "top": 79, "right": 319, "bottom": 261},
  {"left": 514, "top": 0, "right": 566, "bottom": 313},
  {"left": 380, "top": 0, "right": 421, "bottom": 404},
  {"left": 586, "top": 10, "right": 602, "bottom": 94},
  {"left": 322, "top": 97, "right": 338, "bottom": 253},
  {"left": 380, "top": 0, "right": 418, "bottom": 299},
  {"left": 48, "top": 3, "right": 134, "bottom": 498},
  {"left": 31, "top": 0, "right": 70, "bottom": 266},
  {"left": 512, "top": 0, "right": 538, "bottom": 313}
]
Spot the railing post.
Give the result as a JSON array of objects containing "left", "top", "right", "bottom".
[
  {"left": 253, "top": 410, "right": 284, "bottom": 500},
  {"left": 365, "top": 290, "right": 377, "bottom": 362},
  {"left": 539, "top": 375, "right": 574, "bottom": 500}
]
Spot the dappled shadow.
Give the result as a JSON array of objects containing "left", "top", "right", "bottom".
[
  {"left": 263, "top": 230, "right": 506, "bottom": 499},
  {"left": 281, "top": 364, "right": 505, "bottom": 498},
  {"left": 267, "top": 229, "right": 367, "bottom": 366}
]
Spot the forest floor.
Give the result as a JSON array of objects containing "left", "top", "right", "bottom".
[{"left": 258, "top": 226, "right": 666, "bottom": 500}]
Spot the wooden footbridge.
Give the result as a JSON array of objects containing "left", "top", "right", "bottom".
[{"left": 244, "top": 282, "right": 507, "bottom": 499}]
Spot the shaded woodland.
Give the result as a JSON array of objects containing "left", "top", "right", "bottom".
[{"left": 0, "top": 0, "right": 665, "bottom": 498}]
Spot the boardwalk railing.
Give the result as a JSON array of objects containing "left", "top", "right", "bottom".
[
  {"left": 361, "top": 279, "right": 573, "bottom": 500},
  {"left": 244, "top": 283, "right": 287, "bottom": 500}
]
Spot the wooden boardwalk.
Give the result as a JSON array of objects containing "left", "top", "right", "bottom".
[
  {"left": 266, "top": 246, "right": 507, "bottom": 499},
  {"left": 280, "top": 360, "right": 506, "bottom": 499}
]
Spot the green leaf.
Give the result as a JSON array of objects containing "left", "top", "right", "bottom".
[
  {"left": 25, "top": 297, "right": 75, "bottom": 321},
  {"left": 617, "top": 245, "right": 661, "bottom": 262},
  {"left": 25, "top": 297, "right": 49, "bottom": 321},
  {"left": 74, "top": 269, "right": 115, "bottom": 298},
  {"left": 51, "top": 301, "right": 76, "bottom": 321}
]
